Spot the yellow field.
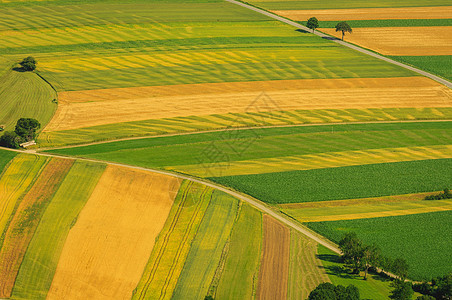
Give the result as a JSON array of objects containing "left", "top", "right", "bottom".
[
  {"left": 169, "top": 145, "right": 452, "bottom": 177},
  {"left": 280, "top": 193, "right": 452, "bottom": 222},
  {"left": 43, "top": 76, "right": 451, "bottom": 132},
  {"left": 321, "top": 27, "right": 452, "bottom": 56},
  {"left": 272, "top": 6, "right": 452, "bottom": 21},
  {"left": 47, "top": 166, "right": 181, "bottom": 300}
]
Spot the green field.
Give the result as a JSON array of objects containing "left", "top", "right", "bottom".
[
  {"left": 309, "top": 211, "right": 452, "bottom": 280},
  {"left": 11, "top": 161, "right": 105, "bottom": 300},
  {"left": 38, "top": 107, "right": 452, "bottom": 147},
  {"left": 215, "top": 203, "right": 262, "bottom": 299},
  {"left": 0, "top": 69, "right": 56, "bottom": 132},
  {"left": 211, "top": 159, "right": 452, "bottom": 203},
  {"left": 317, "top": 245, "right": 392, "bottom": 299},
  {"left": 45, "top": 121, "right": 452, "bottom": 171},
  {"left": 390, "top": 56, "right": 452, "bottom": 81},
  {"left": 171, "top": 190, "right": 238, "bottom": 299},
  {"left": 133, "top": 181, "right": 212, "bottom": 300},
  {"left": 0, "top": 149, "right": 17, "bottom": 174},
  {"left": 246, "top": 0, "right": 452, "bottom": 10}
]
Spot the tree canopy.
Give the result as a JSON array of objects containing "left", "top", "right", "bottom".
[
  {"left": 15, "top": 118, "right": 40, "bottom": 141},
  {"left": 306, "top": 17, "right": 319, "bottom": 33},
  {"left": 335, "top": 21, "right": 352, "bottom": 41},
  {"left": 19, "top": 56, "right": 37, "bottom": 71}
]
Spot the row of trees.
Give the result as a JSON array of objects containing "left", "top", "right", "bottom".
[
  {"left": 305, "top": 17, "right": 352, "bottom": 41},
  {"left": 339, "top": 232, "right": 408, "bottom": 281},
  {"left": 0, "top": 118, "right": 40, "bottom": 149},
  {"left": 425, "top": 188, "right": 451, "bottom": 200}
]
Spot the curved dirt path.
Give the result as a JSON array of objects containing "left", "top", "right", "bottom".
[{"left": 225, "top": 0, "right": 452, "bottom": 89}]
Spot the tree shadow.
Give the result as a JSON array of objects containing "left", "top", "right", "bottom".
[
  {"left": 295, "top": 28, "right": 310, "bottom": 34},
  {"left": 322, "top": 36, "right": 340, "bottom": 41},
  {"left": 12, "top": 66, "right": 27, "bottom": 72},
  {"left": 317, "top": 254, "right": 341, "bottom": 263}
]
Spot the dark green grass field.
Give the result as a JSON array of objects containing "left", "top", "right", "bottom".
[
  {"left": 210, "top": 159, "right": 452, "bottom": 203},
  {"left": 45, "top": 121, "right": 452, "bottom": 168},
  {"left": 0, "top": 149, "right": 17, "bottom": 174},
  {"left": 390, "top": 55, "right": 452, "bottom": 81},
  {"left": 308, "top": 211, "right": 452, "bottom": 280}
]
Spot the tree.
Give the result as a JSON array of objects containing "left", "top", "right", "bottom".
[
  {"left": 416, "top": 296, "right": 435, "bottom": 300},
  {"left": 0, "top": 131, "right": 22, "bottom": 149},
  {"left": 361, "top": 244, "right": 381, "bottom": 280},
  {"left": 433, "top": 272, "right": 452, "bottom": 299},
  {"left": 335, "top": 21, "right": 352, "bottom": 41},
  {"left": 15, "top": 118, "right": 40, "bottom": 141},
  {"left": 19, "top": 56, "right": 37, "bottom": 71},
  {"left": 308, "top": 283, "right": 360, "bottom": 300},
  {"left": 204, "top": 296, "right": 214, "bottom": 300},
  {"left": 391, "top": 258, "right": 409, "bottom": 281},
  {"left": 339, "top": 232, "right": 363, "bottom": 274},
  {"left": 306, "top": 17, "right": 319, "bottom": 33},
  {"left": 390, "top": 280, "right": 414, "bottom": 300}
]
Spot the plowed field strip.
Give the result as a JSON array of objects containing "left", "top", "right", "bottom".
[
  {"left": 0, "top": 158, "right": 73, "bottom": 298},
  {"left": 321, "top": 27, "right": 452, "bottom": 56},
  {"left": 272, "top": 6, "right": 452, "bottom": 21},
  {"left": 44, "top": 76, "right": 451, "bottom": 132},
  {"left": 133, "top": 181, "right": 212, "bottom": 300},
  {"left": 256, "top": 215, "right": 290, "bottom": 300},
  {"left": 11, "top": 161, "right": 106, "bottom": 300},
  {"left": 288, "top": 230, "right": 330, "bottom": 299},
  {"left": 47, "top": 166, "right": 180, "bottom": 300},
  {"left": 0, "top": 155, "right": 48, "bottom": 236},
  {"left": 170, "top": 145, "right": 452, "bottom": 177}
]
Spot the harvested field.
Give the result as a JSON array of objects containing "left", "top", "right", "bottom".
[
  {"left": 12, "top": 161, "right": 106, "bottom": 300},
  {"left": 321, "top": 26, "right": 452, "bottom": 56},
  {"left": 133, "top": 181, "right": 212, "bottom": 300},
  {"left": 256, "top": 215, "right": 290, "bottom": 300},
  {"left": 47, "top": 166, "right": 181, "bottom": 300},
  {"left": 289, "top": 230, "right": 330, "bottom": 299},
  {"left": 215, "top": 203, "right": 262, "bottom": 300},
  {"left": 171, "top": 190, "right": 238, "bottom": 299},
  {"left": 0, "top": 155, "right": 48, "bottom": 235},
  {"left": 43, "top": 77, "right": 451, "bottom": 132},
  {"left": 0, "top": 158, "right": 73, "bottom": 298},
  {"left": 273, "top": 6, "right": 452, "bottom": 21},
  {"left": 173, "top": 145, "right": 452, "bottom": 177}
]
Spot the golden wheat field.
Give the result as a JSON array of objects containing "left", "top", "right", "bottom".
[
  {"left": 43, "top": 76, "right": 451, "bottom": 131},
  {"left": 321, "top": 26, "right": 452, "bottom": 56},
  {"left": 46, "top": 166, "right": 181, "bottom": 300},
  {"left": 272, "top": 6, "right": 452, "bottom": 21}
]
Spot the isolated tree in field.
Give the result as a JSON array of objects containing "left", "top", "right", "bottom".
[
  {"left": 19, "top": 56, "right": 37, "bottom": 71},
  {"left": 306, "top": 17, "right": 319, "bottom": 33},
  {"left": 15, "top": 118, "right": 40, "bottom": 141},
  {"left": 391, "top": 258, "right": 409, "bottom": 281},
  {"left": 335, "top": 21, "right": 352, "bottom": 41}
]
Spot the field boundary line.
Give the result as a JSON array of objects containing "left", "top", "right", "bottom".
[
  {"left": 37, "top": 119, "right": 452, "bottom": 152},
  {"left": 225, "top": 0, "right": 452, "bottom": 89}
]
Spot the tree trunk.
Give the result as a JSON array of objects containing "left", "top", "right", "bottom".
[{"left": 342, "top": 31, "right": 344, "bottom": 41}]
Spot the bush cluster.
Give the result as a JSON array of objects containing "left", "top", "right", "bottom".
[
  {"left": 0, "top": 118, "right": 40, "bottom": 149},
  {"left": 425, "top": 189, "right": 451, "bottom": 200}
]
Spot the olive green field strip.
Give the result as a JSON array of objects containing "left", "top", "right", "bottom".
[
  {"left": 39, "top": 108, "right": 452, "bottom": 148},
  {"left": 288, "top": 230, "right": 330, "bottom": 300},
  {"left": 11, "top": 161, "right": 106, "bottom": 300},
  {"left": 214, "top": 203, "right": 262, "bottom": 300},
  {"left": 317, "top": 245, "right": 392, "bottom": 299},
  {"left": 0, "top": 154, "right": 48, "bottom": 237},
  {"left": 0, "top": 158, "right": 73, "bottom": 298},
  {"left": 0, "top": 69, "right": 56, "bottom": 132},
  {"left": 0, "top": 149, "right": 17, "bottom": 174},
  {"left": 171, "top": 190, "right": 238, "bottom": 299},
  {"left": 133, "top": 181, "right": 212, "bottom": 300},
  {"left": 0, "top": 1, "right": 417, "bottom": 92},
  {"left": 281, "top": 194, "right": 452, "bottom": 223},
  {"left": 46, "top": 121, "right": 452, "bottom": 175}
]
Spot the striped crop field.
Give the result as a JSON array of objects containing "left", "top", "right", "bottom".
[
  {"left": 215, "top": 203, "right": 262, "bottom": 300},
  {"left": 171, "top": 190, "right": 239, "bottom": 299},
  {"left": 0, "top": 158, "right": 73, "bottom": 298},
  {"left": 11, "top": 161, "right": 106, "bottom": 300},
  {"left": 308, "top": 211, "right": 452, "bottom": 280},
  {"left": 0, "top": 149, "right": 16, "bottom": 173},
  {"left": 46, "top": 166, "right": 181, "bottom": 300}
]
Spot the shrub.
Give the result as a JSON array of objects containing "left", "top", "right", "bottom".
[{"left": 19, "top": 56, "right": 37, "bottom": 71}]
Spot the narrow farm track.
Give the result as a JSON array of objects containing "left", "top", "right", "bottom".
[
  {"left": 0, "top": 146, "right": 340, "bottom": 254},
  {"left": 225, "top": 0, "right": 452, "bottom": 89}
]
